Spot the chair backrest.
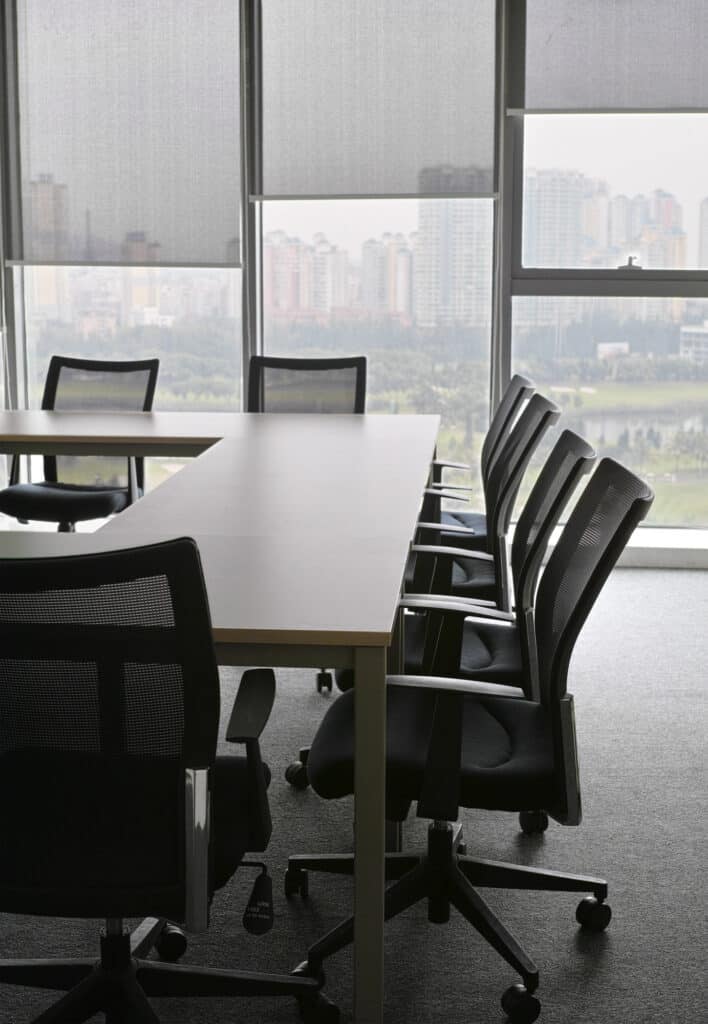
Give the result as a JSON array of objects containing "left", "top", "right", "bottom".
[
  {"left": 534, "top": 457, "right": 654, "bottom": 708},
  {"left": 510, "top": 430, "right": 596, "bottom": 695},
  {"left": 480, "top": 373, "right": 534, "bottom": 485},
  {"left": 41, "top": 355, "right": 160, "bottom": 490},
  {"left": 247, "top": 355, "right": 367, "bottom": 414},
  {"left": 0, "top": 537, "right": 219, "bottom": 922},
  {"left": 480, "top": 393, "right": 560, "bottom": 610},
  {"left": 511, "top": 429, "right": 596, "bottom": 612}
]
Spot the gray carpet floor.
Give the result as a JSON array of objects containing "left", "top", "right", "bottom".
[{"left": 1, "top": 568, "right": 706, "bottom": 1024}]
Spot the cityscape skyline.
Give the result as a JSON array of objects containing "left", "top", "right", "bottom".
[{"left": 23, "top": 162, "right": 708, "bottom": 354}]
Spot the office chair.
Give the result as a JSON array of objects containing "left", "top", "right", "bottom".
[
  {"left": 285, "top": 428, "right": 592, "bottom": 794},
  {"left": 247, "top": 353, "right": 367, "bottom": 695},
  {"left": 0, "top": 355, "right": 159, "bottom": 532},
  {"left": 411, "top": 391, "right": 561, "bottom": 611},
  {"left": 247, "top": 354, "right": 366, "bottom": 415},
  {"left": 425, "top": 373, "right": 535, "bottom": 552},
  {"left": 0, "top": 537, "right": 337, "bottom": 1024},
  {"left": 285, "top": 459, "right": 654, "bottom": 1023},
  {"left": 406, "top": 429, "right": 596, "bottom": 684}
]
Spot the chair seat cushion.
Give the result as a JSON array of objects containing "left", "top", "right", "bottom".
[
  {"left": 450, "top": 554, "right": 497, "bottom": 600},
  {"left": 307, "top": 687, "right": 555, "bottom": 814},
  {"left": 211, "top": 755, "right": 272, "bottom": 890},
  {"left": 404, "top": 613, "right": 522, "bottom": 683},
  {"left": 440, "top": 509, "right": 488, "bottom": 551},
  {"left": 0, "top": 482, "right": 130, "bottom": 523}
]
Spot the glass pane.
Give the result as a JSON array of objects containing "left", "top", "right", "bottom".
[
  {"left": 21, "top": 266, "right": 241, "bottom": 491},
  {"left": 525, "top": 1, "right": 708, "bottom": 110},
  {"left": 17, "top": 0, "right": 240, "bottom": 264},
  {"left": 262, "top": 199, "right": 493, "bottom": 479},
  {"left": 261, "top": 0, "right": 495, "bottom": 196},
  {"left": 523, "top": 114, "right": 708, "bottom": 270},
  {"left": 512, "top": 295, "right": 708, "bottom": 527}
]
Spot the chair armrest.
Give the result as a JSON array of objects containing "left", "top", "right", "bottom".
[
  {"left": 387, "top": 674, "right": 526, "bottom": 699},
  {"left": 427, "top": 482, "right": 475, "bottom": 492},
  {"left": 416, "top": 521, "right": 477, "bottom": 537},
  {"left": 423, "top": 488, "right": 469, "bottom": 503},
  {"left": 226, "top": 668, "right": 276, "bottom": 743},
  {"left": 433, "top": 459, "right": 471, "bottom": 472},
  {"left": 410, "top": 543, "right": 493, "bottom": 563},
  {"left": 404, "top": 592, "right": 498, "bottom": 610},
  {"left": 401, "top": 595, "right": 516, "bottom": 622},
  {"left": 127, "top": 456, "right": 139, "bottom": 504}
]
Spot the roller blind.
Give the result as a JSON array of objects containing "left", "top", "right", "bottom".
[
  {"left": 525, "top": 1, "right": 708, "bottom": 110},
  {"left": 261, "top": 0, "right": 496, "bottom": 197},
  {"left": 16, "top": 0, "right": 240, "bottom": 265}
]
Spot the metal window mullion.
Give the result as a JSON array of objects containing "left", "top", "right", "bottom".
[
  {"left": 1, "top": 0, "right": 26, "bottom": 416},
  {"left": 239, "top": 0, "right": 263, "bottom": 405},
  {"left": 493, "top": 0, "right": 526, "bottom": 411},
  {"left": 511, "top": 272, "right": 708, "bottom": 299}
]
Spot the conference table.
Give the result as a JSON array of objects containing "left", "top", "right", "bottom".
[{"left": 0, "top": 409, "right": 440, "bottom": 1024}]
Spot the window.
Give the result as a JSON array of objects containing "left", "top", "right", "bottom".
[
  {"left": 262, "top": 199, "right": 493, "bottom": 465},
  {"left": 507, "top": 0, "right": 708, "bottom": 528},
  {"left": 3, "top": 1, "right": 708, "bottom": 539}
]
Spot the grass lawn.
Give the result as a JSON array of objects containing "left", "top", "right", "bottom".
[{"left": 548, "top": 380, "right": 708, "bottom": 414}]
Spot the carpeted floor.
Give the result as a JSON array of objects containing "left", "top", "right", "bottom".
[{"left": 1, "top": 568, "right": 706, "bottom": 1024}]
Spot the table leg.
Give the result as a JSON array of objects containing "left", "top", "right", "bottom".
[{"left": 353, "top": 644, "right": 387, "bottom": 1024}]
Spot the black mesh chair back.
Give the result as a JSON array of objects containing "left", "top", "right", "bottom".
[
  {"left": 411, "top": 393, "right": 560, "bottom": 603},
  {"left": 247, "top": 355, "right": 367, "bottom": 414},
  {"left": 480, "top": 373, "right": 534, "bottom": 485},
  {"left": 0, "top": 537, "right": 219, "bottom": 921},
  {"left": 484, "top": 393, "right": 561, "bottom": 551},
  {"left": 511, "top": 429, "right": 595, "bottom": 607},
  {"left": 477, "top": 392, "right": 560, "bottom": 609},
  {"left": 509, "top": 430, "right": 596, "bottom": 693},
  {"left": 41, "top": 355, "right": 159, "bottom": 491},
  {"left": 534, "top": 457, "right": 654, "bottom": 709}
]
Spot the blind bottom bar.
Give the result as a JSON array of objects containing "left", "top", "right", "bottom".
[
  {"left": 6, "top": 260, "right": 242, "bottom": 270},
  {"left": 250, "top": 192, "right": 498, "bottom": 202}
]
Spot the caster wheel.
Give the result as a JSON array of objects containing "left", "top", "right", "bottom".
[
  {"left": 576, "top": 896, "right": 611, "bottom": 931},
  {"left": 501, "top": 983, "right": 541, "bottom": 1023},
  {"left": 316, "top": 671, "right": 333, "bottom": 693},
  {"left": 457, "top": 841, "right": 468, "bottom": 855},
  {"left": 155, "top": 923, "right": 187, "bottom": 962},
  {"left": 519, "top": 810, "right": 549, "bottom": 835},
  {"left": 285, "top": 760, "right": 310, "bottom": 790},
  {"left": 285, "top": 866, "right": 309, "bottom": 898}
]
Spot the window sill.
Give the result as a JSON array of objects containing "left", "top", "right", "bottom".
[{"left": 617, "top": 527, "right": 708, "bottom": 570}]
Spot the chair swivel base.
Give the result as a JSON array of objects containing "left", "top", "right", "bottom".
[
  {"left": 287, "top": 821, "right": 610, "bottom": 1023},
  {"left": 0, "top": 917, "right": 336, "bottom": 1024}
]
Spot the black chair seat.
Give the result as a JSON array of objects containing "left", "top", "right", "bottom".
[
  {"left": 0, "top": 481, "right": 130, "bottom": 523},
  {"left": 404, "top": 612, "right": 523, "bottom": 682},
  {"left": 450, "top": 553, "right": 497, "bottom": 599},
  {"left": 211, "top": 755, "right": 272, "bottom": 890},
  {"left": 440, "top": 509, "right": 488, "bottom": 550},
  {"left": 336, "top": 614, "right": 523, "bottom": 694},
  {"left": 307, "top": 686, "right": 555, "bottom": 813}
]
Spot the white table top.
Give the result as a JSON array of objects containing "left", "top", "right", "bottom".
[{"left": 0, "top": 413, "right": 439, "bottom": 648}]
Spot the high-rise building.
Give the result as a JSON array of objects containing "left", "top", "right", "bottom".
[
  {"left": 698, "top": 198, "right": 708, "bottom": 268},
  {"left": 414, "top": 187, "right": 492, "bottom": 328},
  {"left": 609, "top": 194, "right": 631, "bottom": 250},
  {"left": 26, "top": 173, "right": 69, "bottom": 260},
  {"left": 523, "top": 169, "right": 585, "bottom": 267}
]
